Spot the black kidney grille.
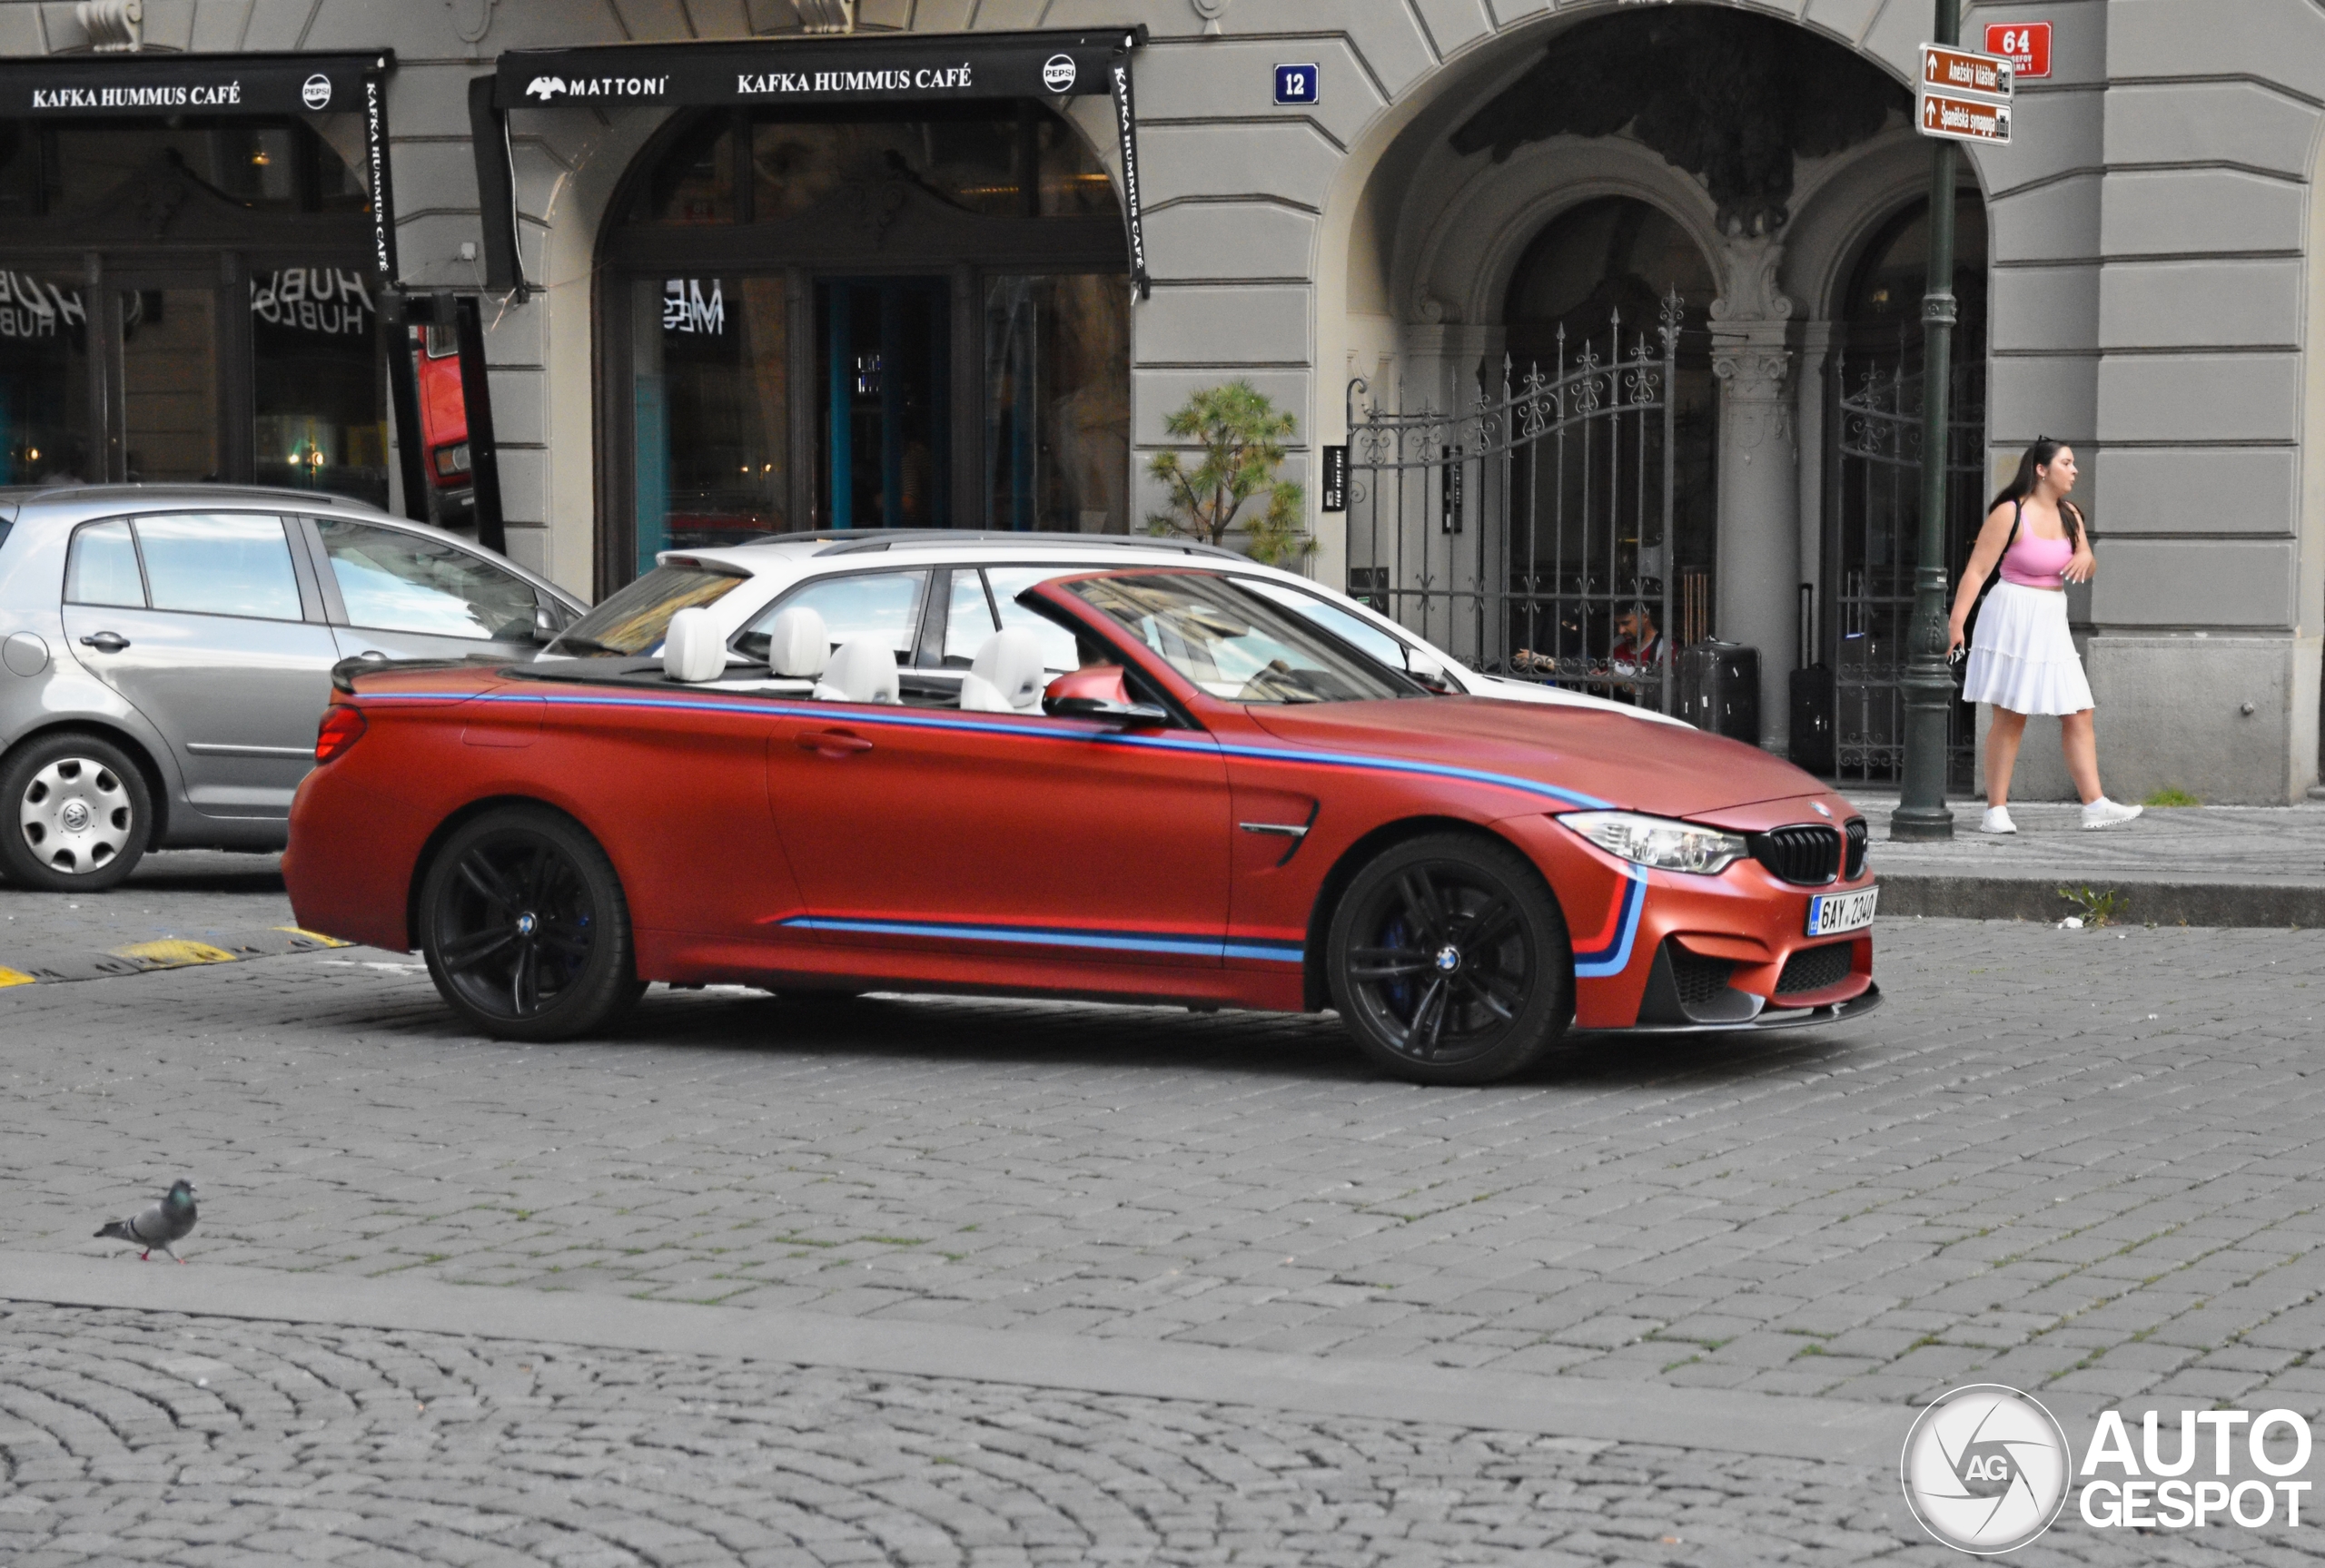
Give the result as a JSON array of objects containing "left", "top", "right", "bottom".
[
  {"left": 1843, "top": 818, "right": 1868, "bottom": 880},
  {"left": 1752, "top": 825, "right": 1841, "bottom": 885},
  {"left": 1776, "top": 942, "right": 1855, "bottom": 996}
]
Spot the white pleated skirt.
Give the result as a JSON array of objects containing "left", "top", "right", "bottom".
[{"left": 1964, "top": 581, "right": 2093, "bottom": 715}]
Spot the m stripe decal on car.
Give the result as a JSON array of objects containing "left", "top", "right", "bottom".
[
  {"left": 779, "top": 914, "right": 1303, "bottom": 963},
  {"left": 361, "top": 689, "right": 1611, "bottom": 810},
  {"left": 1572, "top": 863, "right": 1647, "bottom": 979}
]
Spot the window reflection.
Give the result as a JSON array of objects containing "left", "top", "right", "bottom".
[
  {"left": 984, "top": 274, "right": 1128, "bottom": 532},
  {"left": 634, "top": 274, "right": 790, "bottom": 573},
  {"left": 253, "top": 267, "right": 388, "bottom": 508},
  {"left": 0, "top": 269, "right": 92, "bottom": 484}
]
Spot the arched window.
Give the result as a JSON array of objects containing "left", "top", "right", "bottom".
[
  {"left": 1825, "top": 189, "right": 1989, "bottom": 784},
  {"left": 1501, "top": 196, "right": 1720, "bottom": 643},
  {"left": 601, "top": 104, "right": 1131, "bottom": 587}
]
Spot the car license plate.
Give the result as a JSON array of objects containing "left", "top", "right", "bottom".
[{"left": 1806, "top": 886, "right": 1877, "bottom": 937}]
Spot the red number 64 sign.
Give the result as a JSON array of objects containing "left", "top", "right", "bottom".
[{"left": 1984, "top": 22, "right": 2052, "bottom": 80}]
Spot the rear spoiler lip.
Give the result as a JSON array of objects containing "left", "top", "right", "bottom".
[{"left": 331, "top": 653, "right": 515, "bottom": 695}]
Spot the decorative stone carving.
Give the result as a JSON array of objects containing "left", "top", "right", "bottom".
[
  {"left": 447, "top": 0, "right": 497, "bottom": 44},
  {"left": 74, "top": 0, "right": 141, "bottom": 52},
  {"left": 1709, "top": 232, "right": 1792, "bottom": 327},
  {"left": 796, "top": 0, "right": 855, "bottom": 35},
  {"left": 1450, "top": 8, "right": 1904, "bottom": 237}
]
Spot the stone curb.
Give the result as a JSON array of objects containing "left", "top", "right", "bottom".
[
  {"left": 0, "top": 1250, "right": 1907, "bottom": 1467},
  {"left": 1879, "top": 874, "right": 2325, "bottom": 928},
  {"left": 0, "top": 925, "right": 350, "bottom": 988}
]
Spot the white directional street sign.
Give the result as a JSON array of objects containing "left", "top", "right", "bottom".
[{"left": 1917, "top": 42, "right": 2013, "bottom": 144}]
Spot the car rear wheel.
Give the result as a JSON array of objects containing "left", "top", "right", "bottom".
[
  {"left": 1326, "top": 833, "right": 1573, "bottom": 1085},
  {"left": 0, "top": 732, "right": 152, "bottom": 892},
  {"left": 418, "top": 806, "right": 639, "bottom": 1041}
]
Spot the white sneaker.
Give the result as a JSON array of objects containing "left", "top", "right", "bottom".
[
  {"left": 1980, "top": 806, "right": 2016, "bottom": 834},
  {"left": 2082, "top": 797, "right": 2143, "bottom": 829}
]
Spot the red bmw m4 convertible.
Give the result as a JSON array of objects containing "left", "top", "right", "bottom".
[{"left": 285, "top": 567, "right": 1878, "bottom": 1084}]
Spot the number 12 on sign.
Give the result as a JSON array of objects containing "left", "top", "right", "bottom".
[{"left": 1274, "top": 64, "right": 1318, "bottom": 105}]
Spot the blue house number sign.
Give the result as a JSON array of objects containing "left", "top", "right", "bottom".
[{"left": 1274, "top": 64, "right": 1319, "bottom": 105}]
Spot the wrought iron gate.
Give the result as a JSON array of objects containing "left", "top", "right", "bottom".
[
  {"left": 1827, "top": 350, "right": 1985, "bottom": 784},
  {"left": 1344, "top": 295, "right": 1683, "bottom": 711}
]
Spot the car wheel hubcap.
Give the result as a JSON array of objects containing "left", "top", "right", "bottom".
[
  {"left": 1346, "top": 864, "right": 1534, "bottom": 1065},
  {"left": 434, "top": 832, "right": 597, "bottom": 1021},
  {"left": 19, "top": 757, "right": 134, "bottom": 875}
]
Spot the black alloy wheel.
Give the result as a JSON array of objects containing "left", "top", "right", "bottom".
[
  {"left": 0, "top": 730, "right": 153, "bottom": 892},
  {"left": 418, "top": 807, "right": 640, "bottom": 1041},
  {"left": 1326, "top": 833, "right": 1573, "bottom": 1085}
]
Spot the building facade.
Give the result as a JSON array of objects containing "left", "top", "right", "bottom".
[{"left": 3, "top": 0, "right": 2320, "bottom": 804}]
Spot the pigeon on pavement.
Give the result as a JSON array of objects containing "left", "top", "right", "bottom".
[{"left": 95, "top": 1178, "right": 197, "bottom": 1263}]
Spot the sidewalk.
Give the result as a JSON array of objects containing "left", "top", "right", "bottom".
[{"left": 1848, "top": 792, "right": 2325, "bottom": 926}]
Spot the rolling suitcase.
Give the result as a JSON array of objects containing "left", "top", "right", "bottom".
[{"left": 1677, "top": 640, "right": 1759, "bottom": 743}]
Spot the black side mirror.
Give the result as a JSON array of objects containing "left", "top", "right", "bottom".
[{"left": 1044, "top": 694, "right": 1170, "bottom": 725}]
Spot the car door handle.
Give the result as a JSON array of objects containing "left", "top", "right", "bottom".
[
  {"left": 78, "top": 632, "right": 130, "bottom": 653},
  {"left": 796, "top": 730, "right": 874, "bottom": 755}
]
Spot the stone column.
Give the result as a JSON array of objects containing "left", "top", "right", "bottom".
[{"left": 1709, "top": 232, "right": 1798, "bottom": 750}]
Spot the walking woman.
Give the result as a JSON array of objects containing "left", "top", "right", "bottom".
[{"left": 1945, "top": 438, "right": 2142, "bottom": 832}]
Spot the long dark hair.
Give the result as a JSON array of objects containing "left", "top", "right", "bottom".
[{"left": 1988, "top": 436, "right": 2085, "bottom": 546}]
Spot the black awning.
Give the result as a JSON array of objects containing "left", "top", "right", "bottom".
[
  {"left": 0, "top": 50, "right": 390, "bottom": 117},
  {"left": 494, "top": 27, "right": 1141, "bottom": 110},
  {"left": 0, "top": 50, "right": 402, "bottom": 287},
  {"left": 480, "top": 27, "right": 1152, "bottom": 299}
]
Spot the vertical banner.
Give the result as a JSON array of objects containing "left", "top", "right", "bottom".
[
  {"left": 1109, "top": 45, "right": 1150, "bottom": 301},
  {"left": 453, "top": 294, "right": 508, "bottom": 554},
  {"left": 467, "top": 74, "right": 526, "bottom": 295},
  {"left": 362, "top": 72, "right": 399, "bottom": 285}
]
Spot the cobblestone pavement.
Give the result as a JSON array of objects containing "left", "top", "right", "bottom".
[
  {"left": 7, "top": 918, "right": 2325, "bottom": 1413},
  {"left": 0, "top": 1303, "right": 2295, "bottom": 1567},
  {"left": 0, "top": 852, "right": 292, "bottom": 959}
]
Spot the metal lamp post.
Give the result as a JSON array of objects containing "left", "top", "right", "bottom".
[{"left": 1892, "top": 0, "right": 1961, "bottom": 842}]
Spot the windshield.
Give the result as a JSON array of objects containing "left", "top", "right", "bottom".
[
  {"left": 1060, "top": 573, "right": 1416, "bottom": 704},
  {"left": 544, "top": 561, "right": 747, "bottom": 656}
]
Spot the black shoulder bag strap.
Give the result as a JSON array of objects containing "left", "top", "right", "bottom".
[{"left": 1971, "top": 499, "right": 2023, "bottom": 622}]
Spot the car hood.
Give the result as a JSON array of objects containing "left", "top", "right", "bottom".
[{"left": 1244, "top": 696, "right": 1825, "bottom": 818}]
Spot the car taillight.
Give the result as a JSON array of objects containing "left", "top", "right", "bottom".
[
  {"left": 434, "top": 441, "right": 470, "bottom": 478},
  {"left": 315, "top": 705, "right": 368, "bottom": 764}
]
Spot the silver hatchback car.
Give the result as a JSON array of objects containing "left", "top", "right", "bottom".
[{"left": 0, "top": 485, "right": 585, "bottom": 891}]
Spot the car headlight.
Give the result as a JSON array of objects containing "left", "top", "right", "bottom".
[{"left": 1559, "top": 811, "right": 1750, "bottom": 875}]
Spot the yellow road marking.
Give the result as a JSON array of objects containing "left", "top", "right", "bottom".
[
  {"left": 273, "top": 926, "right": 351, "bottom": 947},
  {"left": 111, "top": 939, "right": 239, "bottom": 968},
  {"left": 0, "top": 967, "right": 33, "bottom": 987}
]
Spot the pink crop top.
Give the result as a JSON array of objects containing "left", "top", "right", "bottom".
[{"left": 1999, "top": 517, "right": 2074, "bottom": 589}]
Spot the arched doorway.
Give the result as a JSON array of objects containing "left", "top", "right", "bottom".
[
  {"left": 1824, "top": 190, "right": 1989, "bottom": 784},
  {"left": 1503, "top": 196, "right": 1719, "bottom": 658},
  {"left": 598, "top": 103, "right": 1131, "bottom": 588}
]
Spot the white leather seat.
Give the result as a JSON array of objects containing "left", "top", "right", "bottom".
[
  {"left": 661, "top": 606, "right": 727, "bottom": 684},
  {"left": 762, "top": 605, "right": 831, "bottom": 679},
  {"left": 813, "top": 637, "right": 901, "bottom": 705},
  {"left": 958, "top": 628, "right": 1047, "bottom": 713}
]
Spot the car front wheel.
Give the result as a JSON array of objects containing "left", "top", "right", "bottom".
[
  {"left": 1326, "top": 833, "right": 1573, "bottom": 1085},
  {"left": 0, "top": 732, "right": 153, "bottom": 891},
  {"left": 418, "top": 806, "right": 640, "bottom": 1041}
]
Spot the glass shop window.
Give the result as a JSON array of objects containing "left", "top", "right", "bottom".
[
  {"left": 251, "top": 266, "right": 389, "bottom": 508},
  {"left": 632, "top": 273, "right": 791, "bottom": 574},
  {"left": 984, "top": 274, "right": 1129, "bottom": 533},
  {"left": 0, "top": 268, "right": 94, "bottom": 485}
]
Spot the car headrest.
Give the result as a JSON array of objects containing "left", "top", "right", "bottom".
[
  {"left": 762, "top": 605, "right": 831, "bottom": 679},
  {"left": 812, "top": 637, "right": 901, "bottom": 705},
  {"left": 962, "top": 628, "right": 1046, "bottom": 712},
  {"left": 662, "top": 606, "right": 727, "bottom": 684}
]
